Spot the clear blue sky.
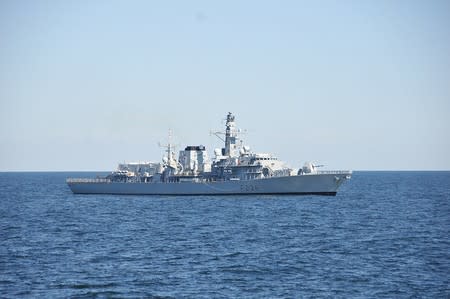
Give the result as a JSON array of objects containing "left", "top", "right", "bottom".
[{"left": 1, "top": 0, "right": 449, "bottom": 171}]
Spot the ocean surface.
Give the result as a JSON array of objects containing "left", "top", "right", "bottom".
[{"left": 0, "top": 172, "right": 449, "bottom": 298}]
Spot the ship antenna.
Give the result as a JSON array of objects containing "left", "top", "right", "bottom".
[
  {"left": 210, "top": 130, "right": 225, "bottom": 142},
  {"left": 158, "top": 129, "right": 178, "bottom": 165},
  {"left": 168, "top": 129, "right": 172, "bottom": 161}
]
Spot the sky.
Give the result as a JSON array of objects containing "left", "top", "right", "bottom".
[{"left": 1, "top": 0, "right": 449, "bottom": 171}]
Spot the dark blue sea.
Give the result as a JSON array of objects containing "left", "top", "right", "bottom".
[{"left": 1, "top": 172, "right": 449, "bottom": 298}]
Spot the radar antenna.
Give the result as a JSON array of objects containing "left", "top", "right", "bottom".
[{"left": 209, "top": 112, "right": 248, "bottom": 157}]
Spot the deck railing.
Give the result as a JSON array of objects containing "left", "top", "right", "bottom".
[
  {"left": 66, "top": 170, "right": 352, "bottom": 184},
  {"left": 316, "top": 170, "right": 352, "bottom": 175},
  {"left": 66, "top": 178, "right": 111, "bottom": 183}
]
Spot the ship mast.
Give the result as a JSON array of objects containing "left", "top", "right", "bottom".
[
  {"left": 159, "top": 129, "right": 178, "bottom": 169},
  {"left": 224, "top": 112, "right": 238, "bottom": 157},
  {"left": 210, "top": 112, "right": 245, "bottom": 158}
]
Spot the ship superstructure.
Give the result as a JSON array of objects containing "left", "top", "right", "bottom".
[{"left": 67, "top": 113, "right": 351, "bottom": 195}]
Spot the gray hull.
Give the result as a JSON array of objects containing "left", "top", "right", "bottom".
[{"left": 67, "top": 172, "right": 351, "bottom": 196}]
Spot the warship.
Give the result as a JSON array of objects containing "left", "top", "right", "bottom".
[{"left": 67, "top": 113, "right": 351, "bottom": 195}]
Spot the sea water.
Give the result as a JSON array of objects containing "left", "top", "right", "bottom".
[{"left": 0, "top": 172, "right": 449, "bottom": 298}]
